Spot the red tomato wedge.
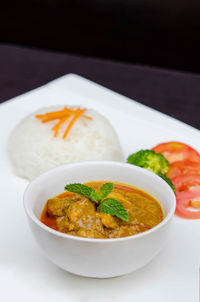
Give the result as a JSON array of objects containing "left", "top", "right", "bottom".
[
  {"left": 173, "top": 174, "right": 200, "bottom": 219},
  {"left": 167, "top": 161, "right": 200, "bottom": 179},
  {"left": 152, "top": 142, "right": 200, "bottom": 164}
]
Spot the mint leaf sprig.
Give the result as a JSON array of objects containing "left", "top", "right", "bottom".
[
  {"left": 64, "top": 183, "right": 129, "bottom": 222},
  {"left": 98, "top": 198, "right": 129, "bottom": 222},
  {"left": 65, "top": 183, "right": 101, "bottom": 203}
]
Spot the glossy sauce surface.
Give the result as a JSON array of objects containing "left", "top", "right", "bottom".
[{"left": 40, "top": 181, "right": 164, "bottom": 239}]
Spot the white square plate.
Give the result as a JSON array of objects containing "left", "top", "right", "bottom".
[{"left": 0, "top": 74, "right": 199, "bottom": 302}]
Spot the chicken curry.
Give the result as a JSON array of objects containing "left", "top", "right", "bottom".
[{"left": 40, "top": 181, "right": 164, "bottom": 239}]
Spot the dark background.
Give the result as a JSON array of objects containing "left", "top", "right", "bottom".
[
  {"left": 1, "top": 0, "right": 200, "bottom": 73},
  {"left": 1, "top": 0, "right": 200, "bottom": 130}
]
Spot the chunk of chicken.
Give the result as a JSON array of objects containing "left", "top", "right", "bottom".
[
  {"left": 100, "top": 213, "right": 118, "bottom": 229},
  {"left": 67, "top": 198, "right": 105, "bottom": 236},
  {"left": 67, "top": 198, "right": 95, "bottom": 222},
  {"left": 56, "top": 215, "right": 77, "bottom": 233},
  {"left": 47, "top": 198, "right": 68, "bottom": 217},
  {"left": 47, "top": 194, "right": 82, "bottom": 217}
]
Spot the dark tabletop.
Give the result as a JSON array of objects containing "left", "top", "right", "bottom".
[{"left": 1, "top": 44, "right": 200, "bottom": 130}]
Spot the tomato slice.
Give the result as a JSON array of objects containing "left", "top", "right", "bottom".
[
  {"left": 172, "top": 174, "right": 200, "bottom": 219},
  {"left": 152, "top": 142, "right": 200, "bottom": 164},
  {"left": 167, "top": 161, "right": 200, "bottom": 179}
]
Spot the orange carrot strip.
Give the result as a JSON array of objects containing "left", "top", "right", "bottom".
[
  {"left": 67, "top": 109, "right": 92, "bottom": 120},
  {"left": 36, "top": 114, "right": 46, "bottom": 119},
  {"left": 36, "top": 108, "right": 73, "bottom": 119},
  {"left": 36, "top": 112, "right": 63, "bottom": 119},
  {"left": 52, "top": 117, "right": 68, "bottom": 137},
  {"left": 67, "top": 111, "right": 92, "bottom": 120},
  {"left": 41, "top": 113, "right": 71, "bottom": 123},
  {"left": 36, "top": 113, "right": 65, "bottom": 120},
  {"left": 52, "top": 117, "right": 68, "bottom": 131},
  {"left": 63, "top": 108, "right": 86, "bottom": 139},
  {"left": 81, "top": 115, "right": 92, "bottom": 120}
]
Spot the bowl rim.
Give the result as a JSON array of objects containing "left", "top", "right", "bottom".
[{"left": 23, "top": 161, "right": 176, "bottom": 243}]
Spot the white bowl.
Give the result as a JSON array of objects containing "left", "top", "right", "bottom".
[{"left": 23, "top": 161, "right": 176, "bottom": 278}]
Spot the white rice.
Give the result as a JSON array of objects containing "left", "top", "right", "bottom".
[{"left": 8, "top": 106, "right": 123, "bottom": 180}]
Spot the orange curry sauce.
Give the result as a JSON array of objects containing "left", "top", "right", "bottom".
[{"left": 40, "top": 182, "right": 164, "bottom": 239}]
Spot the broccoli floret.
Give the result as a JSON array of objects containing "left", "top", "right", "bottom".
[
  {"left": 157, "top": 172, "right": 176, "bottom": 193},
  {"left": 127, "top": 150, "right": 169, "bottom": 174}
]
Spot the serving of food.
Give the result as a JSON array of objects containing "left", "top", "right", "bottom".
[
  {"left": 6, "top": 101, "right": 200, "bottom": 250},
  {"left": 8, "top": 106, "right": 123, "bottom": 180},
  {"left": 40, "top": 181, "right": 164, "bottom": 239},
  {"left": 1, "top": 75, "right": 200, "bottom": 298},
  {"left": 11, "top": 102, "right": 196, "bottom": 278},
  {"left": 24, "top": 160, "right": 175, "bottom": 277}
]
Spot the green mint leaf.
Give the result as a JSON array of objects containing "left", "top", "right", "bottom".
[
  {"left": 90, "top": 190, "right": 100, "bottom": 203},
  {"left": 65, "top": 183, "right": 99, "bottom": 203},
  {"left": 99, "top": 182, "right": 114, "bottom": 199},
  {"left": 65, "top": 183, "right": 93, "bottom": 197},
  {"left": 98, "top": 198, "right": 129, "bottom": 222}
]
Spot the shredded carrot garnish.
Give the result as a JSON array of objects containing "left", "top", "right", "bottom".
[
  {"left": 36, "top": 108, "right": 70, "bottom": 119},
  {"left": 41, "top": 113, "right": 71, "bottom": 123},
  {"left": 63, "top": 108, "right": 86, "bottom": 139},
  {"left": 52, "top": 117, "right": 69, "bottom": 137},
  {"left": 36, "top": 106, "right": 92, "bottom": 139}
]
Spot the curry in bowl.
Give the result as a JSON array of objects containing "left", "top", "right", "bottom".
[{"left": 40, "top": 181, "right": 164, "bottom": 239}]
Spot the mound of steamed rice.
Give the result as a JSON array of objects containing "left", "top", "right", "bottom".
[{"left": 8, "top": 106, "right": 123, "bottom": 180}]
